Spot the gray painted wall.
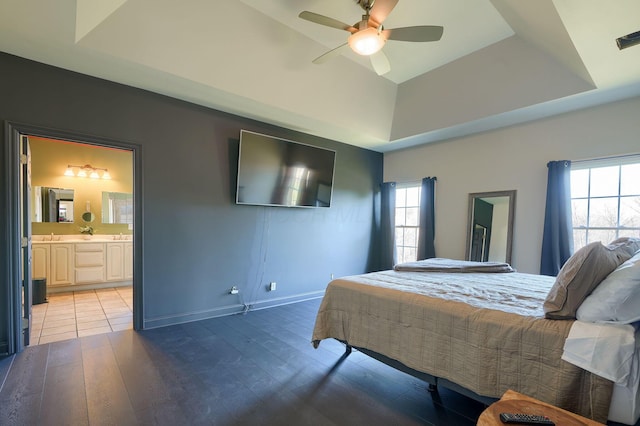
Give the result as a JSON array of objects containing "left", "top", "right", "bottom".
[{"left": 0, "top": 53, "right": 383, "bottom": 351}]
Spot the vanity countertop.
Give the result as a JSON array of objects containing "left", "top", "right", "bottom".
[{"left": 32, "top": 234, "right": 132, "bottom": 243}]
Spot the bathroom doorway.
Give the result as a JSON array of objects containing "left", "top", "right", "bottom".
[
  {"left": 6, "top": 122, "right": 142, "bottom": 353},
  {"left": 29, "top": 136, "right": 134, "bottom": 345}
]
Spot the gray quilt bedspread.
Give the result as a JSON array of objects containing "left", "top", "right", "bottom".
[{"left": 311, "top": 270, "right": 613, "bottom": 422}]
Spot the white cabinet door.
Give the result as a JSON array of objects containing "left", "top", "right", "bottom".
[
  {"left": 124, "top": 242, "right": 133, "bottom": 280},
  {"left": 106, "top": 243, "right": 125, "bottom": 281},
  {"left": 32, "top": 244, "right": 50, "bottom": 281},
  {"left": 50, "top": 244, "right": 74, "bottom": 286}
]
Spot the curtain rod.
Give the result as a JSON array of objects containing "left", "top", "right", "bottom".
[
  {"left": 395, "top": 177, "right": 437, "bottom": 184},
  {"left": 571, "top": 152, "right": 640, "bottom": 164}
]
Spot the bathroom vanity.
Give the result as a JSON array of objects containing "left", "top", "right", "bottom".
[{"left": 32, "top": 235, "right": 133, "bottom": 293}]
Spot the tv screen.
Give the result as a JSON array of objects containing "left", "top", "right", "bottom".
[{"left": 236, "top": 130, "right": 336, "bottom": 208}]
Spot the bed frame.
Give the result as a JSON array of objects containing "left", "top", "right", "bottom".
[{"left": 342, "top": 341, "right": 499, "bottom": 406}]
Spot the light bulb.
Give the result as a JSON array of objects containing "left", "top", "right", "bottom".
[
  {"left": 102, "top": 171, "right": 111, "bottom": 180},
  {"left": 89, "top": 171, "right": 100, "bottom": 179},
  {"left": 64, "top": 167, "right": 74, "bottom": 177},
  {"left": 348, "top": 27, "right": 385, "bottom": 56},
  {"left": 77, "top": 169, "right": 87, "bottom": 178}
]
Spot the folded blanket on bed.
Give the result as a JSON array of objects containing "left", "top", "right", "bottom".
[{"left": 393, "top": 257, "right": 514, "bottom": 273}]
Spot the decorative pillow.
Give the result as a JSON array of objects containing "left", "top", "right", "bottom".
[
  {"left": 576, "top": 250, "right": 640, "bottom": 323},
  {"left": 543, "top": 241, "right": 631, "bottom": 320}
]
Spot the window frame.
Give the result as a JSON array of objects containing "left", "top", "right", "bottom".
[
  {"left": 394, "top": 182, "right": 422, "bottom": 264},
  {"left": 570, "top": 155, "right": 640, "bottom": 250}
]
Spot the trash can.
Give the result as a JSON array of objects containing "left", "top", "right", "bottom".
[{"left": 32, "top": 277, "right": 47, "bottom": 304}]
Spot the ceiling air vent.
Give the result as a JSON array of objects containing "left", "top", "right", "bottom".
[{"left": 616, "top": 30, "right": 640, "bottom": 50}]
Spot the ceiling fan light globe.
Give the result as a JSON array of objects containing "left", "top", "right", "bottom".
[{"left": 348, "top": 28, "right": 385, "bottom": 56}]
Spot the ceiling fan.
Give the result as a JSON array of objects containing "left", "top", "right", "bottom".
[{"left": 298, "top": 0, "right": 443, "bottom": 76}]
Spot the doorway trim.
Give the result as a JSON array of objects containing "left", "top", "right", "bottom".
[{"left": 3, "top": 121, "right": 143, "bottom": 354}]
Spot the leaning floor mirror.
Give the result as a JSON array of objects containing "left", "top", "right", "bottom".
[{"left": 465, "top": 190, "right": 516, "bottom": 265}]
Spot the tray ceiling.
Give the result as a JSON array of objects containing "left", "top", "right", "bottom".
[{"left": 1, "top": 0, "right": 639, "bottom": 151}]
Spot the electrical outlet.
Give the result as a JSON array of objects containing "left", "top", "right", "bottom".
[
  {"left": 269, "top": 282, "right": 277, "bottom": 291},
  {"left": 230, "top": 286, "right": 239, "bottom": 295}
]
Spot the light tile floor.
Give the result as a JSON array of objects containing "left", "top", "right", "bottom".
[{"left": 30, "top": 286, "right": 133, "bottom": 345}]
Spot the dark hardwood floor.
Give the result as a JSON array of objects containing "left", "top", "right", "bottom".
[{"left": 0, "top": 298, "right": 492, "bottom": 425}]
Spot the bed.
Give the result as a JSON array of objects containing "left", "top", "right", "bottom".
[{"left": 311, "top": 253, "right": 640, "bottom": 425}]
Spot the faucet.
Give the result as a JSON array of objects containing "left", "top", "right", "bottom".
[
  {"left": 119, "top": 233, "right": 123, "bottom": 240},
  {"left": 50, "top": 232, "right": 54, "bottom": 241}
]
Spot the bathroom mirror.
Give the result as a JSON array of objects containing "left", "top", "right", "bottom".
[
  {"left": 465, "top": 190, "right": 516, "bottom": 265},
  {"left": 32, "top": 186, "right": 75, "bottom": 223},
  {"left": 102, "top": 191, "right": 133, "bottom": 224}
]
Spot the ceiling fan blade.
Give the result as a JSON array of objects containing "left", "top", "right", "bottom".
[
  {"left": 312, "top": 43, "right": 349, "bottom": 64},
  {"left": 382, "top": 26, "right": 444, "bottom": 42},
  {"left": 369, "top": 0, "right": 399, "bottom": 27},
  {"left": 299, "top": 11, "right": 357, "bottom": 33},
  {"left": 370, "top": 50, "right": 391, "bottom": 76}
]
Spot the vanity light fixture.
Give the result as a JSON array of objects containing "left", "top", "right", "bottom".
[{"left": 64, "top": 164, "right": 111, "bottom": 179}]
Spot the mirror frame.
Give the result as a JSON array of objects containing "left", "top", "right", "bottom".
[
  {"left": 33, "top": 186, "right": 75, "bottom": 223},
  {"left": 465, "top": 190, "right": 516, "bottom": 265}
]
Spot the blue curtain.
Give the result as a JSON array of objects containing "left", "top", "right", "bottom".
[
  {"left": 380, "top": 182, "right": 397, "bottom": 270},
  {"left": 418, "top": 177, "right": 436, "bottom": 260},
  {"left": 540, "top": 160, "right": 573, "bottom": 276}
]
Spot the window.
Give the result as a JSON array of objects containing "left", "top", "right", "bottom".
[
  {"left": 395, "top": 183, "right": 421, "bottom": 264},
  {"left": 571, "top": 157, "right": 640, "bottom": 250}
]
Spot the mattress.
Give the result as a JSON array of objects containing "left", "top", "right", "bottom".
[{"left": 312, "top": 270, "right": 615, "bottom": 423}]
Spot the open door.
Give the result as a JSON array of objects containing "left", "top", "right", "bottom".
[{"left": 20, "top": 134, "right": 33, "bottom": 347}]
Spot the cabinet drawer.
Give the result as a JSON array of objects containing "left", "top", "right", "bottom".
[
  {"left": 75, "top": 268, "right": 105, "bottom": 284},
  {"left": 76, "top": 251, "right": 105, "bottom": 267},
  {"left": 75, "top": 243, "right": 105, "bottom": 252}
]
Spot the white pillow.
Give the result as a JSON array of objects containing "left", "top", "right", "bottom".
[{"left": 576, "top": 250, "right": 640, "bottom": 324}]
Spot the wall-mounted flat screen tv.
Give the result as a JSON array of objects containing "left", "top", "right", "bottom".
[{"left": 236, "top": 130, "right": 336, "bottom": 208}]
